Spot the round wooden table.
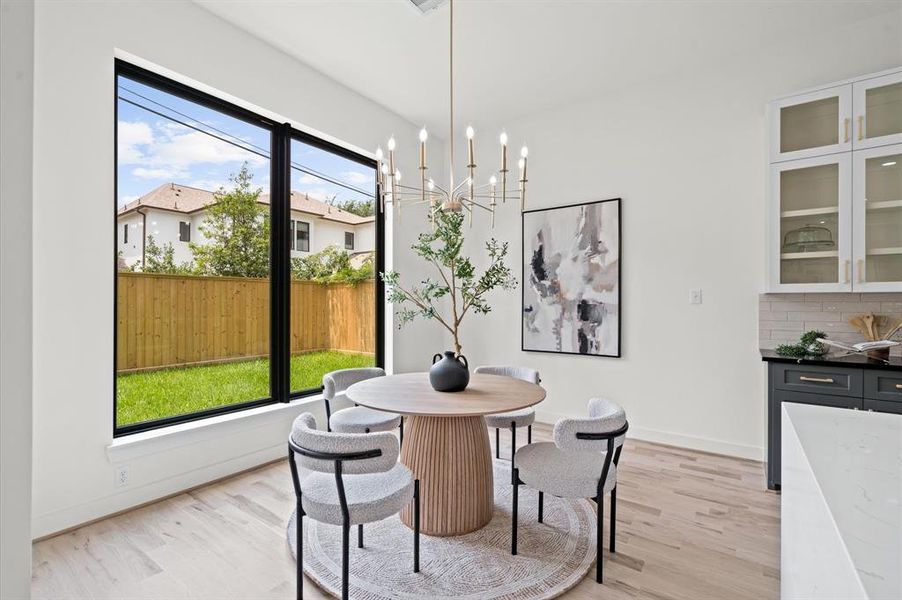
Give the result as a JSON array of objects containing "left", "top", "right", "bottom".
[{"left": 346, "top": 372, "right": 545, "bottom": 536}]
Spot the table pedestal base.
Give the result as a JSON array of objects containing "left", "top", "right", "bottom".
[{"left": 399, "top": 415, "right": 494, "bottom": 536}]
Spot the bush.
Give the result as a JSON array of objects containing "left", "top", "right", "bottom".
[{"left": 291, "top": 246, "right": 373, "bottom": 284}]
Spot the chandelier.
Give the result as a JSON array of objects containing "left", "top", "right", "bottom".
[{"left": 375, "top": 0, "right": 529, "bottom": 228}]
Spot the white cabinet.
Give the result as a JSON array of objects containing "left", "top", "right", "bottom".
[
  {"left": 770, "top": 85, "right": 851, "bottom": 163},
  {"left": 852, "top": 144, "right": 902, "bottom": 291},
  {"left": 768, "top": 68, "right": 902, "bottom": 293},
  {"left": 770, "top": 154, "right": 852, "bottom": 292},
  {"left": 852, "top": 71, "right": 902, "bottom": 150}
]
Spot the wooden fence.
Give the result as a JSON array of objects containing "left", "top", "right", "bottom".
[{"left": 116, "top": 273, "right": 375, "bottom": 372}]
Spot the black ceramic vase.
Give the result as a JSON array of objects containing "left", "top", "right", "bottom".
[{"left": 429, "top": 351, "right": 470, "bottom": 392}]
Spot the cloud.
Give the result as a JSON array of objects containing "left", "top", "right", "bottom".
[
  {"left": 132, "top": 167, "right": 185, "bottom": 180},
  {"left": 119, "top": 194, "right": 140, "bottom": 205},
  {"left": 298, "top": 173, "right": 320, "bottom": 185},
  {"left": 118, "top": 121, "right": 153, "bottom": 163},
  {"left": 341, "top": 171, "right": 373, "bottom": 185},
  {"left": 118, "top": 119, "right": 266, "bottom": 173}
]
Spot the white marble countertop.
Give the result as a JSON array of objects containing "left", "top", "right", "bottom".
[{"left": 782, "top": 403, "right": 901, "bottom": 599}]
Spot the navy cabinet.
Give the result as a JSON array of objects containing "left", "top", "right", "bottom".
[{"left": 763, "top": 354, "right": 902, "bottom": 490}]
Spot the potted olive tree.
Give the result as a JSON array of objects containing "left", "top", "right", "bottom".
[{"left": 381, "top": 210, "right": 516, "bottom": 392}]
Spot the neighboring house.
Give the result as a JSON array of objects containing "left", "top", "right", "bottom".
[{"left": 117, "top": 183, "right": 375, "bottom": 268}]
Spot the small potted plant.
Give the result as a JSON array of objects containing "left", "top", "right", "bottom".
[
  {"left": 775, "top": 330, "right": 828, "bottom": 358},
  {"left": 381, "top": 210, "right": 516, "bottom": 392}
]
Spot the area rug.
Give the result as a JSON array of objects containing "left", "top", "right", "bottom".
[{"left": 286, "top": 460, "right": 598, "bottom": 600}]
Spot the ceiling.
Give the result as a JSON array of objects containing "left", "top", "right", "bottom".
[{"left": 195, "top": 0, "right": 899, "bottom": 139}]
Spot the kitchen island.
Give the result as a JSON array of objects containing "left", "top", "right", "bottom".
[{"left": 781, "top": 402, "right": 901, "bottom": 600}]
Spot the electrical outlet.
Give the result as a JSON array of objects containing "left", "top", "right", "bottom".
[
  {"left": 115, "top": 465, "right": 129, "bottom": 488},
  {"left": 690, "top": 289, "right": 703, "bottom": 305}
]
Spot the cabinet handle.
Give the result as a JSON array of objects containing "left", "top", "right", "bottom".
[
  {"left": 857, "top": 259, "right": 864, "bottom": 284},
  {"left": 896, "top": 384, "right": 902, "bottom": 390},
  {"left": 857, "top": 115, "right": 865, "bottom": 141},
  {"left": 844, "top": 260, "right": 850, "bottom": 283},
  {"left": 843, "top": 118, "right": 850, "bottom": 143},
  {"left": 799, "top": 376, "right": 834, "bottom": 383}
]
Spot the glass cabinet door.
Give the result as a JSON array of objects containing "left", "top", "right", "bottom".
[
  {"left": 853, "top": 144, "right": 902, "bottom": 291},
  {"left": 853, "top": 71, "right": 902, "bottom": 150},
  {"left": 771, "top": 85, "right": 851, "bottom": 163},
  {"left": 771, "top": 154, "right": 851, "bottom": 291}
]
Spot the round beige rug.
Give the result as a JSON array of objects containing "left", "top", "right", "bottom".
[{"left": 286, "top": 460, "right": 598, "bottom": 600}]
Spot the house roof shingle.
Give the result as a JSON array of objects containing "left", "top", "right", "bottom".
[{"left": 118, "top": 183, "right": 375, "bottom": 225}]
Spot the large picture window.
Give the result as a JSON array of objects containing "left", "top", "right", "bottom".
[{"left": 114, "top": 61, "right": 382, "bottom": 435}]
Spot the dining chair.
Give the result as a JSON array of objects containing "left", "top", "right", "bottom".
[
  {"left": 473, "top": 365, "right": 540, "bottom": 469},
  {"left": 323, "top": 367, "right": 403, "bottom": 444},
  {"left": 510, "top": 397, "right": 628, "bottom": 584},
  {"left": 287, "top": 412, "right": 420, "bottom": 600}
]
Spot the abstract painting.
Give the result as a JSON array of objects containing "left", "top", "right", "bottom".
[{"left": 522, "top": 198, "right": 621, "bottom": 357}]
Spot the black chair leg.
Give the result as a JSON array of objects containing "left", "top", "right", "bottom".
[
  {"left": 413, "top": 479, "right": 420, "bottom": 573},
  {"left": 324, "top": 399, "right": 332, "bottom": 432},
  {"left": 341, "top": 523, "right": 350, "bottom": 600},
  {"left": 527, "top": 424, "right": 532, "bottom": 444},
  {"left": 357, "top": 524, "right": 363, "bottom": 548},
  {"left": 538, "top": 491, "right": 544, "bottom": 523},
  {"left": 495, "top": 428, "right": 500, "bottom": 459},
  {"left": 511, "top": 468, "right": 519, "bottom": 555},
  {"left": 510, "top": 423, "right": 517, "bottom": 470},
  {"left": 610, "top": 487, "right": 617, "bottom": 553},
  {"left": 295, "top": 500, "right": 304, "bottom": 600},
  {"left": 596, "top": 495, "right": 604, "bottom": 583},
  {"left": 399, "top": 418, "right": 404, "bottom": 448}
]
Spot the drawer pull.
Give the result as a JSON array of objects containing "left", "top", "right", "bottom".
[
  {"left": 896, "top": 384, "right": 902, "bottom": 390},
  {"left": 800, "top": 376, "right": 834, "bottom": 383}
]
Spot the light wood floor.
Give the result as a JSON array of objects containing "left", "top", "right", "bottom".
[{"left": 32, "top": 424, "right": 780, "bottom": 599}]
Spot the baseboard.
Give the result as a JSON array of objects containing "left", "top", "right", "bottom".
[
  {"left": 32, "top": 443, "right": 285, "bottom": 539},
  {"left": 534, "top": 409, "right": 764, "bottom": 462}
]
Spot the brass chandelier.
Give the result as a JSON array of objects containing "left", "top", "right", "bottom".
[{"left": 375, "top": 0, "right": 529, "bottom": 228}]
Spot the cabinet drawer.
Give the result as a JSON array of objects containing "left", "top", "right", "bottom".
[
  {"left": 864, "top": 399, "right": 902, "bottom": 414},
  {"left": 863, "top": 371, "right": 902, "bottom": 402},
  {"left": 772, "top": 364, "right": 863, "bottom": 397},
  {"left": 775, "top": 390, "right": 863, "bottom": 410}
]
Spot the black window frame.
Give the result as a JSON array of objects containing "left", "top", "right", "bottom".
[
  {"left": 113, "top": 60, "right": 384, "bottom": 437},
  {"left": 344, "top": 231, "right": 354, "bottom": 250},
  {"left": 178, "top": 220, "right": 191, "bottom": 242},
  {"left": 295, "top": 220, "right": 310, "bottom": 252}
]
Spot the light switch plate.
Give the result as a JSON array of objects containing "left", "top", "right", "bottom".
[{"left": 690, "top": 289, "right": 703, "bottom": 304}]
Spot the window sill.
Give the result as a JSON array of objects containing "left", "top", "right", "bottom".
[{"left": 106, "top": 395, "right": 321, "bottom": 464}]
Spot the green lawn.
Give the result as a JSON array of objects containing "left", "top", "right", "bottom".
[{"left": 116, "top": 350, "right": 374, "bottom": 427}]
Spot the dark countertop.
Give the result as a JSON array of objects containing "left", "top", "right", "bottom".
[{"left": 761, "top": 349, "right": 902, "bottom": 371}]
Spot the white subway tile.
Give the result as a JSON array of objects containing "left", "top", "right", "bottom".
[{"left": 788, "top": 311, "right": 842, "bottom": 322}]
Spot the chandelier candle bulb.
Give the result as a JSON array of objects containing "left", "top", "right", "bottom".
[
  {"left": 489, "top": 175, "right": 497, "bottom": 228},
  {"left": 466, "top": 125, "right": 475, "bottom": 167},
  {"left": 419, "top": 128, "right": 428, "bottom": 170},
  {"left": 519, "top": 156, "right": 528, "bottom": 211}
]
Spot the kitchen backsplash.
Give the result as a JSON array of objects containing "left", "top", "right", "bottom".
[{"left": 760, "top": 293, "right": 902, "bottom": 356}]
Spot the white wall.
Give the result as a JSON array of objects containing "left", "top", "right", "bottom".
[
  {"left": 1, "top": 0, "right": 34, "bottom": 596},
  {"left": 458, "top": 11, "right": 902, "bottom": 459},
  {"left": 32, "top": 0, "right": 441, "bottom": 537}
]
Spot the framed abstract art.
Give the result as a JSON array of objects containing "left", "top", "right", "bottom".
[{"left": 521, "top": 198, "right": 621, "bottom": 357}]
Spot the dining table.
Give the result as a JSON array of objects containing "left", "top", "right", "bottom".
[{"left": 346, "top": 372, "right": 546, "bottom": 536}]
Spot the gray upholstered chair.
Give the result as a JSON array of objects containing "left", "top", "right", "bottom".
[
  {"left": 473, "top": 365, "right": 540, "bottom": 465},
  {"left": 323, "top": 367, "right": 403, "bottom": 443},
  {"left": 287, "top": 413, "right": 420, "bottom": 600},
  {"left": 510, "top": 398, "right": 628, "bottom": 584}
]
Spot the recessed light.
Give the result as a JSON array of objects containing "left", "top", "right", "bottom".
[{"left": 882, "top": 161, "right": 897, "bottom": 167}]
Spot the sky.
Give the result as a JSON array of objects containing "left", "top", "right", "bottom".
[{"left": 116, "top": 75, "right": 375, "bottom": 208}]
